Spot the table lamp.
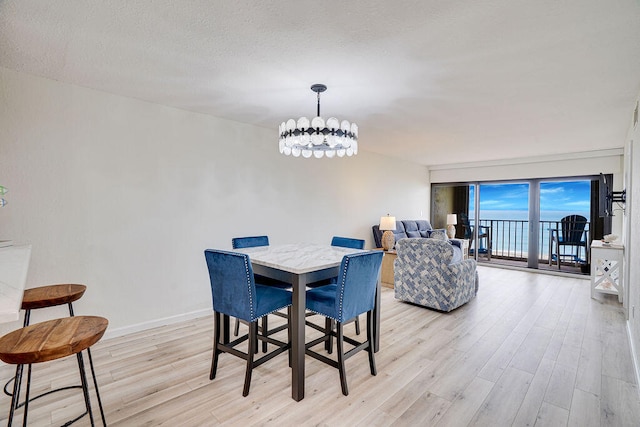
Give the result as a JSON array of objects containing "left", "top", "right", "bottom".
[
  {"left": 379, "top": 215, "right": 396, "bottom": 251},
  {"left": 446, "top": 214, "right": 457, "bottom": 239}
]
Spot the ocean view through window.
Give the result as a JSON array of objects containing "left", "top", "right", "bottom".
[
  {"left": 470, "top": 180, "right": 591, "bottom": 260},
  {"left": 431, "top": 177, "right": 602, "bottom": 273}
]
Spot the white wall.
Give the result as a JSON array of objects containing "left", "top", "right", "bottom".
[
  {"left": 0, "top": 67, "right": 429, "bottom": 337},
  {"left": 428, "top": 150, "right": 626, "bottom": 236},
  {"left": 625, "top": 96, "right": 640, "bottom": 384},
  {"left": 428, "top": 151, "right": 624, "bottom": 184}
]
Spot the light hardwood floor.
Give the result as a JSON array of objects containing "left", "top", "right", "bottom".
[{"left": 1, "top": 266, "right": 639, "bottom": 426}]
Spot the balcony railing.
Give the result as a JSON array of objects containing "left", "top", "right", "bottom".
[{"left": 471, "top": 219, "right": 590, "bottom": 264}]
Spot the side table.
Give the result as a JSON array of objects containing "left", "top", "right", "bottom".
[
  {"left": 590, "top": 240, "right": 624, "bottom": 302},
  {"left": 461, "top": 239, "right": 470, "bottom": 260},
  {"left": 450, "top": 238, "right": 470, "bottom": 259},
  {"left": 380, "top": 250, "right": 397, "bottom": 288}
]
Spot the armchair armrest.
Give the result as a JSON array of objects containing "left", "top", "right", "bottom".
[{"left": 449, "top": 238, "right": 463, "bottom": 249}]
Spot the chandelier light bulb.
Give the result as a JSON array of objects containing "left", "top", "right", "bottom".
[{"left": 279, "top": 84, "right": 358, "bottom": 158}]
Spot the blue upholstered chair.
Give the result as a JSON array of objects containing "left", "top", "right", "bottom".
[
  {"left": 307, "top": 236, "right": 367, "bottom": 334},
  {"left": 305, "top": 251, "right": 383, "bottom": 396},
  {"left": 231, "top": 236, "right": 291, "bottom": 351},
  {"left": 331, "top": 236, "right": 365, "bottom": 334},
  {"left": 231, "top": 235, "right": 270, "bottom": 249},
  {"left": 394, "top": 238, "right": 478, "bottom": 312},
  {"left": 204, "top": 249, "right": 291, "bottom": 396},
  {"left": 330, "top": 236, "right": 365, "bottom": 250}
]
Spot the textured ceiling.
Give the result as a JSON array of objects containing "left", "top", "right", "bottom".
[{"left": 1, "top": 0, "right": 639, "bottom": 166}]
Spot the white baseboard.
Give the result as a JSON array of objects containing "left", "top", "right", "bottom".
[
  {"left": 102, "top": 308, "right": 211, "bottom": 340},
  {"left": 627, "top": 321, "right": 640, "bottom": 394}
]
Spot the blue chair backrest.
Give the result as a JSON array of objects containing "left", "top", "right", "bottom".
[
  {"left": 334, "top": 251, "right": 383, "bottom": 322},
  {"left": 560, "top": 215, "right": 587, "bottom": 244},
  {"left": 232, "top": 235, "right": 269, "bottom": 249},
  {"left": 331, "top": 236, "right": 365, "bottom": 250},
  {"left": 204, "top": 249, "right": 257, "bottom": 322}
]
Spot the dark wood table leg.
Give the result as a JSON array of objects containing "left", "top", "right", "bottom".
[{"left": 291, "top": 274, "right": 306, "bottom": 401}]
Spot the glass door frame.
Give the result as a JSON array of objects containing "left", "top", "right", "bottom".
[{"left": 431, "top": 174, "right": 604, "bottom": 269}]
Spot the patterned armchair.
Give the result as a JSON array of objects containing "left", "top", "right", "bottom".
[{"left": 394, "top": 238, "right": 478, "bottom": 312}]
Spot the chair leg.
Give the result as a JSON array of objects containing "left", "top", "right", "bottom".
[
  {"left": 234, "top": 318, "right": 240, "bottom": 336},
  {"left": 325, "top": 318, "right": 334, "bottom": 354},
  {"left": 367, "top": 311, "right": 377, "bottom": 376},
  {"left": 261, "top": 316, "right": 268, "bottom": 353},
  {"left": 210, "top": 312, "right": 221, "bottom": 380},
  {"left": 243, "top": 322, "right": 257, "bottom": 397},
  {"left": 336, "top": 322, "right": 348, "bottom": 396},
  {"left": 354, "top": 315, "right": 361, "bottom": 335}
]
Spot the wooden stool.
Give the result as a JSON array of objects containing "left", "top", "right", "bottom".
[
  {"left": 0, "top": 316, "right": 108, "bottom": 426},
  {"left": 3, "top": 284, "right": 87, "bottom": 408},
  {"left": 21, "top": 284, "right": 87, "bottom": 326}
]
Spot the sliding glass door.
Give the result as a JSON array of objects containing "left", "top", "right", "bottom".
[
  {"left": 474, "top": 182, "right": 530, "bottom": 262},
  {"left": 431, "top": 175, "right": 607, "bottom": 274}
]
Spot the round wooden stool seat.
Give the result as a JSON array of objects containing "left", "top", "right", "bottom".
[
  {"left": 0, "top": 316, "right": 108, "bottom": 426},
  {"left": 3, "top": 284, "right": 89, "bottom": 408},
  {"left": 21, "top": 284, "right": 86, "bottom": 311},
  {"left": 0, "top": 316, "right": 108, "bottom": 365}
]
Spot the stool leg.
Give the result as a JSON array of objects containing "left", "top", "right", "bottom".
[
  {"left": 7, "top": 364, "right": 23, "bottom": 427},
  {"left": 86, "top": 348, "right": 107, "bottom": 426},
  {"left": 22, "top": 363, "right": 31, "bottom": 427},
  {"left": 76, "top": 351, "right": 95, "bottom": 426},
  {"left": 7, "top": 309, "right": 32, "bottom": 410},
  {"left": 23, "top": 309, "right": 31, "bottom": 328},
  {"left": 22, "top": 364, "right": 32, "bottom": 427}
]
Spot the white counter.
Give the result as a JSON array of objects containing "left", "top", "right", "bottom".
[{"left": 0, "top": 245, "right": 31, "bottom": 323}]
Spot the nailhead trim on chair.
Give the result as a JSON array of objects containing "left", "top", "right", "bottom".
[
  {"left": 256, "top": 304, "right": 291, "bottom": 321},
  {"left": 337, "top": 257, "right": 350, "bottom": 318},
  {"left": 244, "top": 256, "right": 255, "bottom": 320}
]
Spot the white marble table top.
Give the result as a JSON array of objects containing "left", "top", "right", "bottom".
[
  {"left": 235, "top": 243, "right": 367, "bottom": 275},
  {"left": 0, "top": 245, "right": 31, "bottom": 323}
]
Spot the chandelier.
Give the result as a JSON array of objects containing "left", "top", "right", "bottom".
[{"left": 279, "top": 84, "right": 358, "bottom": 158}]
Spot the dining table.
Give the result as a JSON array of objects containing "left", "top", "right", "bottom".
[{"left": 234, "top": 242, "right": 381, "bottom": 402}]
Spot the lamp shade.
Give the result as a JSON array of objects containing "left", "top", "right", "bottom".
[
  {"left": 379, "top": 215, "right": 396, "bottom": 231},
  {"left": 446, "top": 214, "right": 457, "bottom": 225}
]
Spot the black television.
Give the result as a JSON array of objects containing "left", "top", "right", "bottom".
[
  {"left": 598, "top": 173, "right": 626, "bottom": 217},
  {"left": 598, "top": 173, "right": 612, "bottom": 217}
]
